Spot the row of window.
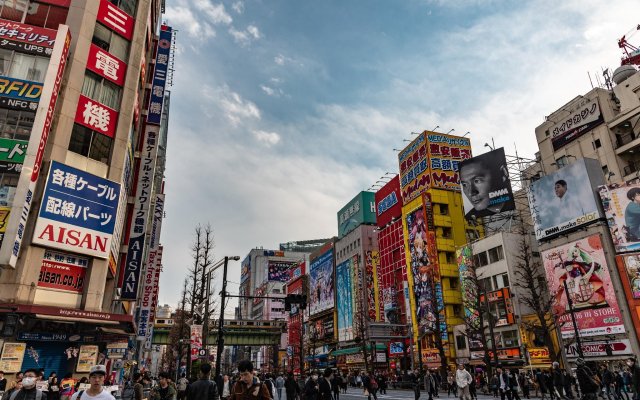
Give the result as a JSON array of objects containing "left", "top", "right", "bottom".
[
  {"left": 0, "top": 109, "right": 35, "bottom": 141},
  {"left": 455, "top": 329, "right": 519, "bottom": 350},
  {"left": 0, "top": 50, "right": 49, "bottom": 82},
  {"left": 0, "top": 1, "right": 68, "bottom": 30},
  {"left": 478, "top": 273, "right": 510, "bottom": 292},
  {"left": 474, "top": 245, "right": 504, "bottom": 267}
]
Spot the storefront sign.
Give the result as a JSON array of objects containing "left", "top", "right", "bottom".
[
  {"left": 0, "top": 19, "right": 57, "bottom": 48},
  {"left": 86, "top": 43, "right": 126, "bottom": 86},
  {"left": 76, "top": 345, "right": 98, "bottom": 372},
  {"left": 147, "top": 25, "right": 172, "bottom": 125},
  {"left": 74, "top": 94, "right": 118, "bottom": 138},
  {"left": 32, "top": 161, "right": 120, "bottom": 258},
  {"left": 346, "top": 353, "right": 364, "bottom": 364},
  {"left": 106, "top": 342, "right": 127, "bottom": 359},
  {"left": 528, "top": 348, "right": 550, "bottom": 359},
  {"left": 0, "top": 342, "right": 25, "bottom": 372},
  {"left": 17, "top": 332, "right": 89, "bottom": 342},
  {"left": 0, "top": 138, "right": 28, "bottom": 164},
  {"left": 97, "top": 0, "right": 134, "bottom": 40},
  {"left": 38, "top": 250, "right": 88, "bottom": 293},
  {"left": 0, "top": 76, "right": 42, "bottom": 102},
  {"left": 566, "top": 339, "right": 632, "bottom": 358},
  {"left": 0, "top": 38, "right": 51, "bottom": 56}
]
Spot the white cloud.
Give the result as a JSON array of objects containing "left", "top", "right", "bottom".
[
  {"left": 194, "top": 0, "right": 232, "bottom": 25},
  {"left": 205, "top": 85, "right": 261, "bottom": 126},
  {"left": 274, "top": 54, "right": 285, "bottom": 65},
  {"left": 229, "top": 25, "right": 261, "bottom": 46},
  {"left": 165, "top": 5, "right": 216, "bottom": 40},
  {"left": 232, "top": 1, "right": 244, "bottom": 14},
  {"left": 247, "top": 25, "right": 261, "bottom": 39},
  {"left": 260, "top": 85, "right": 275, "bottom": 96},
  {"left": 253, "top": 130, "right": 281, "bottom": 146}
]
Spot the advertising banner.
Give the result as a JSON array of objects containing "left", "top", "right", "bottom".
[
  {"left": 309, "top": 248, "right": 335, "bottom": 315},
  {"left": 565, "top": 339, "right": 633, "bottom": 358},
  {"left": 336, "top": 258, "right": 355, "bottom": 341},
  {"left": 375, "top": 175, "right": 401, "bottom": 227},
  {"left": 106, "top": 342, "right": 128, "bottom": 359},
  {"left": 0, "top": 76, "right": 42, "bottom": 102},
  {"left": 337, "top": 191, "right": 376, "bottom": 238},
  {"left": 0, "top": 342, "right": 25, "bottom": 372},
  {"left": 527, "top": 159, "right": 605, "bottom": 240},
  {"left": 86, "top": 43, "right": 127, "bottom": 86},
  {"left": 190, "top": 325, "right": 202, "bottom": 361},
  {"left": 457, "top": 245, "right": 480, "bottom": 329},
  {"left": 144, "top": 246, "right": 163, "bottom": 349},
  {"left": 240, "top": 256, "right": 250, "bottom": 284},
  {"left": 0, "top": 19, "right": 57, "bottom": 48},
  {"left": 32, "top": 161, "right": 120, "bottom": 258},
  {"left": 0, "top": 138, "right": 28, "bottom": 164},
  {"left": 365, "top": 250, "right": 380, "bottom": 321},
  {"left": 390, "top": 342, "right": 404, "bottom": 354},
  {"left": 542, "top": 234, "right": 624, "bottom": 338},
  {"left": 382, "top": 287, "right": 398, "bottom": 324},
  {"left": 598, "top": 181, "right": 640, "bottom": 253},
  {"left": 551, "top": 99, "right": 603, "bottom": 150},
  {"left": 38, "top": 250, "right": 88, "bottom": 293},
  {"left": 426, "top": 132, "right": 472, "bottom": 191},
  {"left": 459, "top": 147, "right": 515, "bottom": 220},
  {"left": 121, "top": 126, "right": 159, "bottom": 299},
  {"left": 137, "top": 249, "right": 159, "bottom": 341},
  {"left": 76, "top": 345, "right": 98, "bottom": 372},
  {"left": 289, "top": 259, "right": 305, "bottom": 281},
  {"left": 268, "top": 261, "right": 295, "bottom": 282},
  {"left": 147, "top": 25, "right": 172, "bottom": 125},
  {"left": 97, "top": 0, "right": 134, "bottom": 40},
  {"left": 399, "top": 134, "right": 427, "bottom": 202},
  {"left": 74, "top": 94, "right": 118, "bottom": 138},
  {"left": 0, "top": 26, "right": 71, "bottom": 267},
  {"left": 620, "top": 254, "right": 640, "bottom": 299}
]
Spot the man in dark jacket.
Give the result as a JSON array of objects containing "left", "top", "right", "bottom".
[
  {"left": 186, "top": 363, "right": 220, "bottom": 400},
  {"left": 628, "top": 357, "right": 640, "bottom": 400},
  {"left": 285, "top": 373, "right": 300, "bottom": 400},
  {"left": 319, "top": 369, "right": 333, "bottom": 400},
  {"left": 575, "top": 358, "right": 599, "bottom": 400},
  {"left": 551, "top": 363, "right": 565, "bottom": 399},
  {"left": 230, "top": 361, "right": 271, "bottom": 400},
  {"left": 304, "top": 373, "right": 320, "bottom": 400}
]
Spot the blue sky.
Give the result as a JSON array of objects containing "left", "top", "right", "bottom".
[{"left": 158, "top": 0, "right": 639, "bottom": 309}]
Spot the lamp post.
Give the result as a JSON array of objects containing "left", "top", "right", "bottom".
[{"left": 562, "top": 279, "right": 584, "bottom": 359}]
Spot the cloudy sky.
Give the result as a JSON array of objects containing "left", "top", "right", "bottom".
[{"left": 158, "top": 0, "right": 639, "bottom": 309}]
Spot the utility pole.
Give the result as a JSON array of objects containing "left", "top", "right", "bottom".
[
  {"left": 562, "top": 279, "right": 584, "bottom": 359},
  {"left": 215, "top": 256, "right": 230, "bottom": 378},
  {"left": 483, "top": 290, "right": 500, "bottom": 367}
]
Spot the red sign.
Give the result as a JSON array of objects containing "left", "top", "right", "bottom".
[
  {"left": 87, "top": 43, "right": 127, "bottom": 86},
  {"left": 375, "top": 175, "right": 402, "bottom": 227},
  {"left": 38, "top": 0, "right": 71, "bottom": 6},
  {"left": 74, "top": 94, "right": 118, "bottom": 138},
  {"left": 0, "top": 19, "right": 57, "bottom": 49},
  {"left": 97, "top": 0, "right": 134, "bottom": 41},
  {"left": 38, "top": 252, "right": 87, "bottom": 293}
]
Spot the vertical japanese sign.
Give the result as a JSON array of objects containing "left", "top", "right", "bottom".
[
  {"left": 0, "top": 27, "right": 71, "bottom": 267},
  {"left": 74, "top": 94, "right": 118, "bottom": 138},
  {"left": 147, "top": 25, "right": 172, "bottom": 125},
  {"left": 398, "top": 134, "right": 428, "bottom": 202},
  {"left": 144, "top": 246, "right": 163, "bottom": 349},
  {"left": 365, "top": 250, "right": 380, "bottom": 321},
  {"left": 190, "top": 324, "right": 202, "bottom": 361},
  {"left": 97, "top": 0, "right": 134, "bottom": 40},
  {"left": 121, "top": 127, "right": 159, "bottom": 299},
  {"left": 457, "top": 245, "right": 480, "bottom": 329},
  {"left": 32, "top": 161, "right": 120, "bottom": 258},
  {"left": 86, "top": 43, "right": 127, "bottom": 86}
]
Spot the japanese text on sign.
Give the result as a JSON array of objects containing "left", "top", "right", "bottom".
[
  {"left": 0, "top": 19, "right": 57, "bottom": 48},
  {"left": 147, "top": 25, "right": 172, "bottom": 125}
]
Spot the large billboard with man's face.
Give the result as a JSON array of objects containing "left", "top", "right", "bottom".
[
  {"left": 598, "top": 181, "right": 640, "bottom": 253},
  {"left": 459, "top": 147, "right": 515, "bottom": 220},
  {"left": 542, "top": 234, "right": 624, "bottom": 338},
  {"left": 527, "top": 158, "right": 604, "bottom": 240}
]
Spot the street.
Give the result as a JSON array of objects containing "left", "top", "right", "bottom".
[{"left": 276, "top": 389, "right": 515, "bottom": 400}]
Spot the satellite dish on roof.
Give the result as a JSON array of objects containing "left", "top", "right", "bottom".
[{"left": 613, "top": 64, "right": 637, "bottom": 84}]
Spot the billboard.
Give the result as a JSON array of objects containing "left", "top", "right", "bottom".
[
  {"left": 38, "top": 250, "right": 88, "bottom": 293},
  {"left": 598, "top": 181, "right": 640, "bottom": 253},
  {"left": 0, "top": 19, "right": 57, "bottom": 49},
  {"left": 459, "top": 147, "right": 515, "bottom": 220},
  {"left": 365, "top": 251, "right": 380, "bottom": 321},
  {"left": 337, "top": 191, "right": 376, "bottom": 238},
  {"left": 382, "top": 287, "right": 399, "bottom": 324},
  {"left": 74, "top": 94, "right": 119, "bottom": 138},
  {"left": 336, "top": 257, "right": 355, "bottom": 341},
  {"left": 97, "top": 0, "right": 134, "bottom": 40},
  {"left": 457, "top": 245, "right": 480, "bottom": 329},
  {"left": 542, "top": 234, "right": 624, "bottom": 338},
  {"left": 147, "top": 25, "right": 172, "bottom": 124},
  {"left": 309, "top": 247, "right": 335, "bottom": 315},
  {"left": 32, "top": 161, "right": 121, "bottom": 258},
  {"left": 551, "top": 99, "right": 603, "bottom": 150},
  {"left": 619, "top": 254, "right": 640, "bottom": 299},
  {"left": 268, "top": 260, "right": 295, "bottom": 282},
  {"left": 240, "top": 256, "right": 250, "bottom": 284},
  {"left": 527, "top": 158, "right": 605, "bottom": 240},
  {"left": 86, "top": 43, "right": 127, "bottom": 86},
  {"left": 375, "top": 175, "right": 402, "bottom": 227}
]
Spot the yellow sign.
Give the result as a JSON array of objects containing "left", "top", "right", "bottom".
[
  {"left": 76, "top": 345, "right": 99, "bottom": 372},
  {"left": 0, "top": 342, "right": 25, "bottom": 372}
]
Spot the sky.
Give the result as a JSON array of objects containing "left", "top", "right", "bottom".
[{"left": 157, "top": 0, "right": 640, "bottom": 310}]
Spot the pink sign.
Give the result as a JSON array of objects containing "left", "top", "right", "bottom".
[{"left": 542, "top": 234, "right": 624, "bottom": 338}]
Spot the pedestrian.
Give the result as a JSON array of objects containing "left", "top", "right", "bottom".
[
  {"left": 518, "top": 373, "right": 529, "bottom": 400},
  {"left": 362, "top": 372, "right": 378, "bottom": 400},
  {"left": 285, "top": 373, "right": 300, "bottom": 400},
  {"left": 576, "top": 358, "right": 599, "bottom": 400},
  {"left": 340, "top": 374, "right": 347, "bottom": 394},
  {"left": 230, "top": 361, "right": 271, "bottom": 400},
  {"left": 9, "top": 369, "right": 47, "bottom": 400},
  {"left": 447, "top": 374, "right": 455, "bottom": 397},
  {"left": 176, "top": 374, "right": 189, "bottom": 400},
  {"left": 614, "top": 368, "right": 628, "bottom": 400},
  {"left": 379, "top": 375, "right": 387, "bottom": 395},
  {"left": 69, "top": 365, "right": 114, "bottom": 400},
  {"left": 220, "top": 376, "right": 231, "bottom": 400},
  {"left": 0, "top": 371, "right": 7, "bottom": 392},
  {"left": 602, "top": 365, "right": 615, "bottom": 400},
  {"left": 490, "top": 373, "right": 499, "bottom": 398},
  {"left": 469, "top": 374, "right": 477, "bottom": 400},
  {"left": 544, "top": 371, "right": 555, "bottom": 400},
  {"left": 48, "top": 373, "right": 60, "bottom": 400},
  {"left": 551, "top": 363, "right": 565, "bottom": 400},
  {"left": 497, "top": 368, "right": 512, "bottom": 400},
  {"left": 509, "top": 371, "right": 520, "bottom": 400},
  {"left": 150, "top": 372, "right": 176, "bottom": 400},
  {"left": 274, "top": 375, "right": 284, "bottom": 400},
  {"left": 319, "top": 369, "right": 333, "bottom": 400},
  {"left": 456, "top": 365, "right": 472, "bottom": 400},
  {"left": 331, "top": 372, "right": 340, "bottom": 400},
  {"left": 304, "top": 373, "right": 319, "bottom": 400},
  {"left": 628, "top": 357, "right": 640, "bottom": 400},
  {"left": 561, "top": 370, "right": 574, "bottom": 400},
  {"left": 186, "top": 363, "right": 219, "bottom": 400}
]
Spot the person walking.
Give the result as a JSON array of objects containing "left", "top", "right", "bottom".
[
  {"left": 230, "top": 361, "right": 271, "bottom": 400},
  {"left": 456, "top": 365, "right": 473, "bottom": 400},
  {"left": 509, "top": 371, "right": 520, "bottom": 400},
  {"left": 561, "top": 370, "right": 574, "bottom": 400},
  {"left": 9, "top": 369, "right": 47, "bottom": 400},
  {"left": 575, "top": 358, "right": 599, "bottom": 400},
  {"left": 70, "top": 365, "right": 115, "bottom": 400},
  {"left": 274, "top": 375, "right": 284, "bottom": 400},
  {"left": 497, "top": 368, "right": 513, "bottom": 400},
  {"left": 628, "top": 357, "right": 640, "bottom": 400},
  {"left": 304, "top": 373, "right": 320, "bottom": 400},
  {"left": 413, "top": 371, "right": 421, "bottom": 400},
  {"left": 176, "top": 374, "right": 188, "bottom": 400},
  {"left": 150, "top": 372, "right": 177, "bottom": 400},
  {"left": 551, "top": 363, "right": 565, "bottom": 400},
  {"left": 379, "top": 375, "right": 387, "bottom": 395},
  {"left": 48, "top": 373, "right": 60, "bottom": 400},
  {"left": 331, "top": 373, "right": 340, "bottom": 400},
  {"left": 318, "top": 369, "right": 333, "bottom": 400},
  {"left": 490, "top": 373, "right": 499, "bottom": 399},
  {"left": 362, "top": 372, "right": 378, "bottom": 400},
  {"left": 285, "top": 373, "right": 300, "bottom": 400},
  {"left": 602, "top": 365, "right": 616, "bottom": 400},
  {"left": 185, "top": 364, "right": 219, "bottom": 400},
  {"left": 518, "top": 373, "right": 529, "bottom": 400}
]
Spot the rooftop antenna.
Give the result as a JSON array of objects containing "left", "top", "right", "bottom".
[
  {"left": 587, "top": 71, "right": 594, "bottom": 89},
  {"left": 432, "top": 125, "right": 440, "bottom": 132}
]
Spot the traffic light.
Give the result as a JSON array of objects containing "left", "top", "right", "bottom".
[{"left": 285, "top": 295, "right": 292, "bottom": 312}]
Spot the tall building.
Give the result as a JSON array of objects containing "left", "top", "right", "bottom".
[{"left": 0, "top": 0, "right": 171, "bottom": 378}]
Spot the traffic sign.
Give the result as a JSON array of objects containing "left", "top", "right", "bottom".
[{"left": 198, "top": 348, "right": 207, "bottom": 357}]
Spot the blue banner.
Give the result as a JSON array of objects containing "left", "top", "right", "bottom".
[
  {"left": 38, "top": 161, "right": 120, "bottom": 234},
  {"left": 146, "top": 25, "right": 172, "bottom": 125}
]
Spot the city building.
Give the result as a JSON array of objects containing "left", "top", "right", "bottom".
[
  {"left": 285, "top": 259, "right": 307, "bottom": 374},
  {"left": 0, "top": 0, "right": 171, "bottom": 378}
]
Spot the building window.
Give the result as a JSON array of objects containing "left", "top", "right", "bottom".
[
  {"left": 68, "top": 123, "right": 113, "bottom": 163},
  {"left": 478, "top": 277, "right": 492, "bottom": 293},
  {"left": 0, "top": 49, "right": 49, "bottom": 82},
  {"left": 455, "top": 335, "right": 467, "bottom": 350},
  {"left": 93, "top": 22, "right": 130, "bottom": 61},
  {"left": 555, "top": 155, "right": 570, "bottom": 168},
  {"left": 446, "top": 252, "right": 455, "bottom": 264},
  {"left": 440, "top": 204, "right": 449, "bottom": 215},
  {"left": 0, "top": 109, "right": 36, "bottom": 140},
  {"left": 442, "top": 227, "right": 452, "bottom": 239},
  {"left": 493, "top": 273, "right": 510, "bottom": 289},
  {"left": 81, "top": 71, "right": 122, "bottom": 110},
  {"left": 488, "top": 246, "right": 504, "bottom": 263},
  {"left": 453, "top": 304, "right": 462, "bottom": 316},
  {"left": 0, "top": 2, "right": 68, "bottom": 29},
  {"left": 450, "top": 278, "right": 459, "bottom": 290},
  {"left": 500, "top": 330, "right": 519, "bottom": 347},
  {"left": 593, "top": 139, "right": 602, "bottom": 149},
  {"left": 474, "top": 251, "right": 488, "bottom": 267},
  {"left": 109, "top": 0, "right": 138, "bottom": 16},
  {"left": 490, "top": 301, "right": 508, "bottom": 321}
]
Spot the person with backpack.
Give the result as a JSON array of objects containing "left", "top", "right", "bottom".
[
  {"left": 185, "top": 364, "right": 218, "bottom": 400},
  {"left": 150, "top": 372, "right": 176, "bottom": 400},
  {"left": 69, "top": 365, "right": 114, "bottom": 400},
  {"left": 274, "top": 375, "right": 284, "bottom": 400},
  {"left": 575, "top": 358, "right": 599, "bottom": 400},
  {"left": 10, "top": 369, "right": 47, "bottom": 400},
  {"left": 230, "top": 360, "right": 271, "bottom": 400},
  {"left": 285, "top": 373, "right": 299, "bottom": 400},
  {"left": 176, "top": 374, "right": 189, "bottom": 400},
  {"left": 263, "top": 375, "right": 275, "bottom": 400},
  {"left": 362, "top": 372, "right": 378, "bottom": 400}
]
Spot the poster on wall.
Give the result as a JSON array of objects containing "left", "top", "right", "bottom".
[
  {"left": 457, "top": 245, "right": 480, "bottom": 329},
  {"left": 620, "top": 254, "right": 640, "bottom": 299},
  {"left": 336, "top": 258, "right": 355, "bottom": 341},
  {"left": 528, "top": 159, "right": 605, "bottom": 240},
  {"left": 365, "top": 251, "right": 380, "bottom": 321},
  {"left": 598, "top": 181, "right": 640, "bottom": 253},
  {"left": 76, "top": 345, "right": 98, "bottom": 372},
  {"left": 542, "top": 234, "right": 624, "bottom": 338},
  {"left": 190, "top": 324, "right": 202, "bottom": 361},
  {"left": 268, "top": 261, "right": 295, "bottom": 282},
  {"left": 0, "top": 342, "right": 25, "bottom": 372},
  {"left": 309, "top": 248, "right": 335, "bottom": 315},
  {"left": 459, "top": 147, "right": 515, "bottom": 220}
]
